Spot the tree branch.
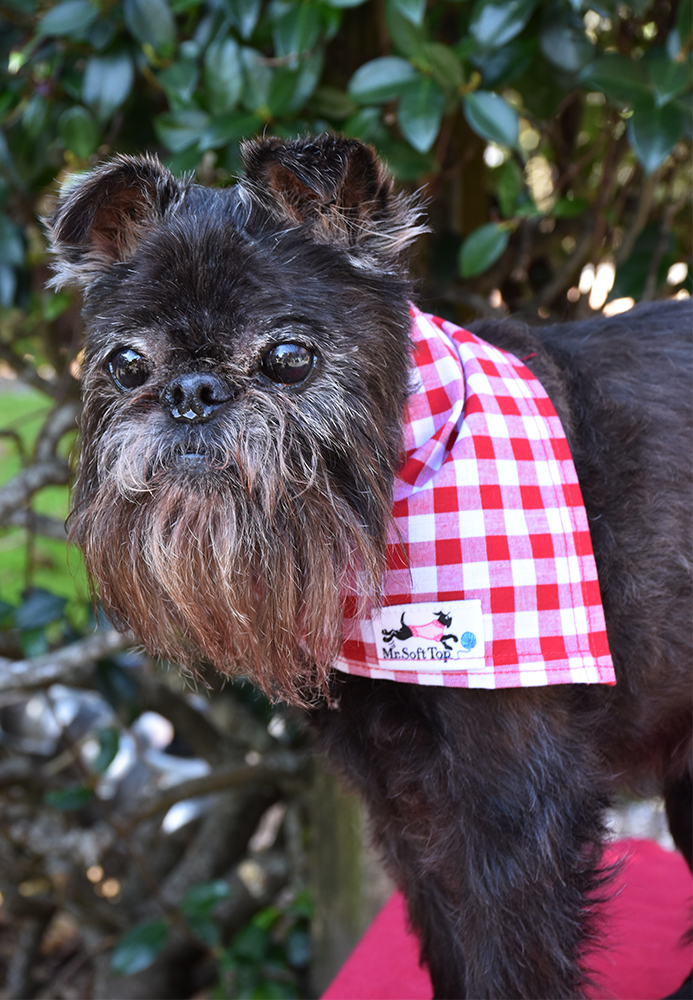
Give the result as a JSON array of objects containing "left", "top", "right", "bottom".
[
  {"left": 0, "top": 458, "right": 70, "bottom": 525},
  {"left": 0, "top": 343, "right": 60, "bottom": 397},
  {"left": 125, "top": 751, "right": 312, "bottom": 829},
  {"left": 533, "top": 221, "right": 593, "bottom": 309},
  {"left": 617, "top": 171, "right": 657, "bottom": 265},
  {"left": 133, "top": 672, "right": 232, "bottom": 765},
  {"left": 34, "top": 401, "right": 80, "bottom": 462},
  {"left": 6, "top": 508, "right": 67, "bottom": 539},
  {"left": 0, "top": 629, "right": 135, "bottom": 691}
]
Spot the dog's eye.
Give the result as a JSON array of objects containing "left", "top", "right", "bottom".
[
  {"left": 262, "top": 343, "right": 314, "bottom": 385},
  {"left": 107, "top": 349, "right": 151, "bottom": 391}
]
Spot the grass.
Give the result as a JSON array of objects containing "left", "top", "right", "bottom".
[{"left": 0, "top": 384, "right": 89, "bottom": 611}]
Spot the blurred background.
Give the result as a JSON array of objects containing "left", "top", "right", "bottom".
[{"left": 0, "top": 0, "right": 690, "bottom": 995}]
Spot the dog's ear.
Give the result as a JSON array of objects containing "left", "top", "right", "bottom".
[
  {"left": 240, "top": 134, "right": 426, "bottom": 268},
  {"left": 46, "top": 155, "right": 184, "bottom": 289}
]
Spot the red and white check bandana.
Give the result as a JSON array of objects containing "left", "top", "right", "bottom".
[{"left": 335, "top": 306, "right": 615, "bottom": 689}]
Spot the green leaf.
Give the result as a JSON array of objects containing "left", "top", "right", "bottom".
[
  {"left": 379, "top": 138, "right": 436, "bottom": 180},
  {"left": 386, "top": 3, "right": 426, "bottom": 57},
  {"left": 628, "top": 94, "right": 684, "bottom": 174},
  {"left": 266, "top": 66, "right": 299, "bottom": 117},
  {"left": 83, "top": 51, "right": 135, "bottom": 121},
  {"left": 240, "top": 47, "right": 273, "bottom": 113},
  {"left": 111, "top": 921, "right": 170, "bottom": 976},
  {"left": 181, "top": 880, "right": 232, "bottom": 918},
  {"left": 677, "top": 0, "right": 693, "bottom": 44},
  {"left": 166, "top": 148, "right": 203, "bottom": 174},
  {"left": 579, "top": 54, "right": 650, "bottom": 106},
  {"left": 272, "top": 4, "right": 321, "bottom": 59},
  {"left": 673, "top": 92, "right": 693, "bottom": 138},
  {"left": 463, "top": 90, "right": 519, "bottom": 147},
  {"left": 321, "top": 0, "right": 367, "bottom": 7},
  {"left": 187, "top": 915, "right": 220, "bottom": 945},
  {"left": 95, "top": 660, "right": 141, "bottom": 723},
  {"left": 421, "top": 43, "right": 464, "bottom": 92},
  {"left": 286, "top": 47, "right": 324, "bottom": 112},
  {"left": 198, "top": 111, "right": 263, "bottom": 149},
  {"left": 154, "top": 108, "right": 209, "bottom": 151},
  {"left": 472, "top": 36, "right": 536, "bottom": 87},
  {"left": 398, "top": 76, "right": 445, "bottom": 152},
  {"left": 286, "top": 926, "right": 311, "bottom": 968},
  {"left": 253, "top": 983, "right": 296, "bottom": 1000},
  {"left": 0, "top": 214, "right": 24, "bottom": 267},
  {"left": 225, "top": 0, "right": 261, "bottom": 38},
  {"left": 231, "top": 923, "right": 270, "bottom": 963},
  {"left": 540, "top": 10, "right": 594, "bottom": 73},
  {"left": 94, "top": 727, "right": 120, "bottom": 774},
  {"left": 15, "top": 589, "right": 67, "bottom": 629},
  {"left": 459, "top": 222, "right": 510, "bottom": 277},
  {"left": 469, "top": 0, "right": 538, "bottom": 50},
  {"left": 289, "top": 888, "right": 314, "bottom": 919},
  {"left": 38, "top": 0, "right": 98, "bottom": 37},
  {"left": 552, "top": 195, "right": 588, "bottom": 217},
  {"left": 20, "top": 627, "right": 48, "bottom": 658},
  {"left": 204, "top": 37, "right": 242, "bottom": 115},
  {"left": 645, "top": 56, "right": 691, "bottom": 107},
  {"left": 22, "top": 95, "right": 49, "bottom": 138},
  {"left": 348, "top": 56, "right": 418, "bottom": 104},
  {"left": 343, "top": 106, "right": 388, "bottom": 144},
  {"left": 494, "top": 158, "right": 523, "bottom": 218},
  {"left": 310, "top": 86, "right": 358, "bottom": 120},
  {"left": 252, "top": 904, "right": 282, "bottom": 932},
  {"left": 158, "top": 58, "right": 199, "bottom": 104},
  {"left": 0, "top": 266, "right": 16, "bottom": 307},
  {"left": 124, "top": 0, "right": 176, "bottom": 51},
  {"left": 389, "top": 0, "right": 426, "bottom": 27},
  {"left": 58, "top": 105, "right": 99, "bottom": 158},
  {"left": 43, "top": 291, "right": 72, "bottom": 321},
  {"left": 45, "top": 785, "right": 93, "bottom": 810},
  {"left": 88, "top": 19, "right": 117, "bottom": 50}
]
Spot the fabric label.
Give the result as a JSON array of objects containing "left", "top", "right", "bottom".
[{"left": 371, "top": 600, "right": 485, "bottom": 671}]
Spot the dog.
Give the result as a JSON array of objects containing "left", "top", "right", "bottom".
[{"left": 46, "top": 135, "right": 692, "bottom": 999}]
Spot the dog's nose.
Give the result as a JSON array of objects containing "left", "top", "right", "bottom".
[{"left": 160, "top": 373, "right": 231, "bottom": 424}]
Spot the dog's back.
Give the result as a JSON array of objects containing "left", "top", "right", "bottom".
[{"left": 474, "top": 301, "right": 692, "bottom": 794}]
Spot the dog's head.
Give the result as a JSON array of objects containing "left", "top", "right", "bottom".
[{"left": 47, "top": 135, "right": 424, "bottom": 704}]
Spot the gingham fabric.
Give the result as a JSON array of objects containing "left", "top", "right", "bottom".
[{"left": 334, "top": 306, "right": 616, "bottom": 689}]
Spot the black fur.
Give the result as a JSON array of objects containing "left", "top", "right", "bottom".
[{"left": 45, "top": 136, "right": 692, "bottom": 999}]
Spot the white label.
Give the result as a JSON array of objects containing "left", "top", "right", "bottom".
[{"left": 371, "top": 600, "right": 485, "bottom": 671}]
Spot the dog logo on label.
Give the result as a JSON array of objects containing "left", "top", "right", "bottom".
[
  {"left": 373, "top": 599, "right": 485, "bottom": 669},
  {"left": 382, "top": 610, "right": 459, "bottom": 652}
]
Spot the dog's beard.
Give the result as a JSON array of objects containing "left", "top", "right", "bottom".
[{"left": 70, "top": 392, "right": 395, "bottom": 706}]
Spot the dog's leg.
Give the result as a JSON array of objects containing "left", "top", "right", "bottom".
[
  {"left": 314, "top": 679, "right": 609, "bottom": 999},
  {"left": 663, "top": 771, "right": 693, "bottom": 1000}
]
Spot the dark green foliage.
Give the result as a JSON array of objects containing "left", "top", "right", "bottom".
[{"left": 0, "top": 0, "right": 689, "bottom": 318}]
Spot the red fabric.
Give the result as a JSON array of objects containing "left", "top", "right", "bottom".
[
  {"left": 335, "top": 307, "right": 615, "bottom": 690},
  {"left": 322, "top": 839, "right": 692, "bottom": 1000}
]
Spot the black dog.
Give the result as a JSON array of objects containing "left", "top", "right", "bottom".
[{"left": 46, "top": 135, "right": 692, "bottom": 999}]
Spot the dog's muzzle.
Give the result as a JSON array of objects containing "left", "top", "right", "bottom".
[{"left": 160, "top": 372, "right": 231, "bottom": 424}]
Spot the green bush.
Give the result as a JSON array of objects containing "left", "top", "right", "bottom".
[{"left": 1, "top": 0, "right": 690, "bottom": 325}]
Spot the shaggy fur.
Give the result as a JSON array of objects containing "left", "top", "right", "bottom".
[{"left": 46, "top": 135, "right": 692, "bottom": 999}]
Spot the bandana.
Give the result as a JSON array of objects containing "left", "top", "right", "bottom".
[{"left": 335, "top": 307, "right": 615, "bottom": 689}]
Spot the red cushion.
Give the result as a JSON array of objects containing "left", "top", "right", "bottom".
[{"left": 322, "top": 839, "right": 693, "bottom": 1000}]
